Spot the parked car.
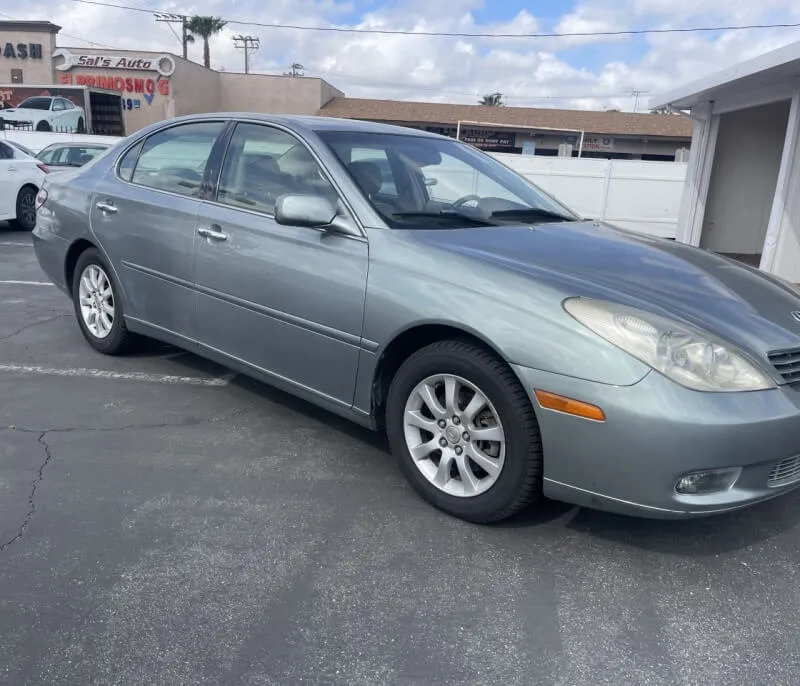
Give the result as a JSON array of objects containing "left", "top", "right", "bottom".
[
  {"left": 0, "top": 139, "right": 47, "bottom": 230},
  {"left": 36, "top": 141, "right": 111, "bottom": 169},
  {"left": 32, "top": 113, "right": 800, "bottom": 523},
  {"left": 0, "top": 96, "right": 86, "bottom": 133},
  {"left": 6, "top": 140, "right": 37, "bottom": 157}
]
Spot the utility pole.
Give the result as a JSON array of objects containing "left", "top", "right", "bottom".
[
  {"left": 232, "top": 35, "right": 260, "bottom": 74},
  {"left": 155, "top": 13, "right": 190, "bottom": 60},
  {"left": 629, "top": 88, "right": 649, "bottom": 113},
  {"left": 283, "top": 63, "right": 304, "bottom": 77}
]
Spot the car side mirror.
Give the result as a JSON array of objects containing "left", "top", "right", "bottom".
[{"left": 274, "top": 194, "right": 360, "bottom": 237}]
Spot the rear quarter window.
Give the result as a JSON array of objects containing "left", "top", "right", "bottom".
[{"left": 118, "top": 141, "right": 144, "bottom": 182}]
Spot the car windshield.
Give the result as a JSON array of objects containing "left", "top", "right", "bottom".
[
  {"left": 17, "top": 97, "right": 52, "bottom": 111},
  {"left": 317, "top": 130, "right": 579, "bottom": 229}
]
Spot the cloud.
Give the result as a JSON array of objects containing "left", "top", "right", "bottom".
[{"left": 6, "top": 0, "right": 800, "bottom": 111}]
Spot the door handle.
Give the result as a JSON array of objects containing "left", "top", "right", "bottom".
[
  {"left": 95, "top": 201, "right": 118, "bottom": 214},
  {"left": 197, "top": 226, "right": 228, "bottom": 241},
  {"left": 8, "top": 166, "right": 17, "bottom": 173}
]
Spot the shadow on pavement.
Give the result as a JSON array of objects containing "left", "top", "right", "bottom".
[
  {"left": 562, "top": 488, "right": 800, "bottom": 555},
  {"left": 122, "top": 344, "right": 800, "bottom": 552}
]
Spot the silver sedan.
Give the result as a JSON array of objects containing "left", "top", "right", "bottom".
[{"left": 32, "top": 113, "right": 800, "bottom": 523}]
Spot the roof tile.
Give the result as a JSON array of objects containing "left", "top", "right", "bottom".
[{"left": 318, "top": 97, "right": 693, "bottom": 139}]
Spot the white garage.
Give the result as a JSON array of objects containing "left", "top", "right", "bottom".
[{"left": 651, "top": 41, "right": 800, "bottom": 280}]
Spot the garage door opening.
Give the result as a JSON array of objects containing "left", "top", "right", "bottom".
[{"left": 699, "top": 99, "right": 791, "bottom": 266}]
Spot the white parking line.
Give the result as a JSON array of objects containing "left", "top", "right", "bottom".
[
  {"left": 0, "top": 280, "right": 54, "bottom": 286},
  {"left": 0, "top": 241, "right": 32, "bottom": 247},
  {"left": 0, "top": 364, "right": 234, "bottom": 386}
]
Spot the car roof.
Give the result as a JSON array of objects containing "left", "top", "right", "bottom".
[
  {"left": 154, "top": 112, "right": 447, "bottom": 140},
  {"left": 41, "top": 141, "right": 110, "bottom": 149}
]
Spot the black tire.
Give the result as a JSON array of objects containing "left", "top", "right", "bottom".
[
  {"left": 386, "top": 340, "right": 543, "bottom": 524},
  {"left": 36, "top": 120, "right": 51, "bottom": 132},
  {"left": 11, "top": 186, "right": 37, "bottom": 231},
  {"left": 71, "top": 248, "right": 137, "bottom": 355},
  {"left": 76, "top": 117, "right": 86, "bottom": 133}
]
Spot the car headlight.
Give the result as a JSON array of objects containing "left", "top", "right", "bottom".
[{"left": 563, "top": 297, "right": 775, "bottom": 392}]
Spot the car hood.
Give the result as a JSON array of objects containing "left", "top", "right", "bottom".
[
  {"left": 0, "top": 109, "right": 39, "bottom": 119},
  {"left": 411, "top": 220, "right": 800, "bottom": 363}
]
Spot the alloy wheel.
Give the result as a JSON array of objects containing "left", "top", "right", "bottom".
[
  {"left": 78, "top": 264, "right": 115, "bottom": 339},
  {"left": 402, "top": 373, "right": 506, "bottom": 497}
]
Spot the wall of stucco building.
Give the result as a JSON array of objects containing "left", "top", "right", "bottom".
[
  {"left": 0, "top": 22, "right": 59, "bottom": 89},
  {"left": 50, "top": 46, "right": 344, "bottom": 133},
  {"left": 218, "top": 73, "right": 344, "bottom": 116}
]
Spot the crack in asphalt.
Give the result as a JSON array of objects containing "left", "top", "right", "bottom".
[
  {"left": 0, "top": 406, "right": 256, "bottom": 553},
  {"left": 0, "top": 314, "right": 70, "bottom": 343},
  {"left": 0, "top": 432, "right": 54, "bottom": 553}
]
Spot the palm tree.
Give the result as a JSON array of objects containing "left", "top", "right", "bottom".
[
  {"left": 186, "top": 16, "right": 227, "bottom": 69},
  {"left": 479, "top": 92, "right": 505, "bottom": 107}
]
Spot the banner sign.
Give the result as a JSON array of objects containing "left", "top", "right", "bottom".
[{"left": 53, "top": 48, "right": 176, "bottom": 77}]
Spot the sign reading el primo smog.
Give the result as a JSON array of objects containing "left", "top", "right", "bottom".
[{"left": 54, "top": 48, "right": 173, "bottom": 106}]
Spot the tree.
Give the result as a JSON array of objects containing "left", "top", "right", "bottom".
[
  {"left": 479, "top": 92, "right": 504, "bottom": 107},
  {"left": 186, "top": 16, "right": 227, "bottom": 69}
]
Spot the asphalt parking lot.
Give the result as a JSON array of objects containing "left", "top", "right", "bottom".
[{"left": 2, "top": 225, "right": 800, "bottom": 685}]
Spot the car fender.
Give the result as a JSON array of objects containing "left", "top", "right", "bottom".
[{"left": 360, "top": 228, "right": 650, "bottom": 393}]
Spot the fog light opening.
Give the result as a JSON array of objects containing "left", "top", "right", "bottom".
[{"left": 675, "top": 467, "right": 741, "bottom": 495}]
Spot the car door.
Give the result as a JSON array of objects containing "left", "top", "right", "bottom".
[
  {"left": 89, "top": 119, "right": 227, "bottom": 342},
  {"left": 193, "top": 121, "right": 369, "bottom": 406},
  {"left": 0, "top": 142, "right": 16, "bottom": 219},
  {"left": 50, "top": 98, "right": 66, "bottom": 129}
]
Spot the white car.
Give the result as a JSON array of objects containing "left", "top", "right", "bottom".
[
  {"left": 0, "top": 96, "right": 86, "bottom": 133},
  {"left": 0, "top": 139, "right": 47, "bottom": 230}
]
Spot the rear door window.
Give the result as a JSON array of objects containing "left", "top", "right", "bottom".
[{"left": 130, "top": 121, "right": 225, "bottom": 197}]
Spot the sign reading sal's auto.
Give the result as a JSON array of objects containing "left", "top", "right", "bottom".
[{"left": 54, "top": 48, "right": 173, "bottom": 105}]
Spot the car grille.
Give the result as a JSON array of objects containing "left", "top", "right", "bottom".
[
  {"left": 767, "top": 347, "right": 800, "bottom": 383},
  {"left": 768, "top": 456, "right": 800, "bottom": 488}
]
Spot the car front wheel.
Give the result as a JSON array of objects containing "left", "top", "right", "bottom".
[
  {"left": 72, "top": 248, "right": 136, "bottom": 355},
  {"left": 386, "top": 340, "right": 543, "bottom": 523}
]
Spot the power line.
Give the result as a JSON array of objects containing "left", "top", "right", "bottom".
[
  {"left": 0, "top": 10, "right": 119, "bottom": 48},
  {"left": 0, "top": 8, "right": 638, "bottom": 106},
  {"left": 66, "top": 0, "right": 800, "bottom": 39}
]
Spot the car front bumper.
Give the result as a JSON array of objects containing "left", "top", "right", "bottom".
[
  {"left": 512, "top": 364, "right": 800, "bottom": 518},
  {"left": 0, "top": 118, "right": 33, "bottom": 129}
]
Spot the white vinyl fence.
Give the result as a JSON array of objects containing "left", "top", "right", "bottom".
[{"left": 491, "top": 153, "right": 688, "bottom": 238}]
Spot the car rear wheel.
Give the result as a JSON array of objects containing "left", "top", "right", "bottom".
[
  {"left": 72, "top": 248, "right": 136, "bottom": 355},
  {"left": 76, "top": 117, "right": 86, "bottom": 133},
  {"left": 11, "top": 186, "right": 37, "bottom": 231},
  {"left": 386, "top": 340, "right": 543, "bottom": 523}
]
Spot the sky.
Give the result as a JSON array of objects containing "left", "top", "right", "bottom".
[{"left": 7, "top": 0, "right": 800, "bottom": 111}]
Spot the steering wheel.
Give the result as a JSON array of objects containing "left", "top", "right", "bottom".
[{"left": 450, "top": 194, "right": 482, "bottom": 210}]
